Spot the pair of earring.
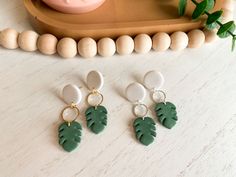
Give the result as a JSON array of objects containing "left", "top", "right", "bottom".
[
  {"left": 58, "top": 71, "right": 108, "bottom": 152},
  {"left": 125, "top": 71, "right": 178, "bottom": 146}
]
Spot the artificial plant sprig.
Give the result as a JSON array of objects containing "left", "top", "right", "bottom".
[{"left": 179, "top": 0, "right": 236, "bottom": 51}]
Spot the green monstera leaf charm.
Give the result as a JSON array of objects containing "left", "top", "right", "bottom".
[
  {"left": 58, "top": 121, "right": 82, "bottom": 152},
  {"left": 85, "top": 105, "right": 108, "bottom": 134},
  {"left": 133, "top": 117, "right": 156, "bottom": 146},
  {"left": 155, "top": 102, "right": 178, "bottom": 129}
]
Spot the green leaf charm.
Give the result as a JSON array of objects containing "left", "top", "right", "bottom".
[
  {"left": 58, "top": 121, "right": 82, "bottom": 152},
  {"left": 85, "top": 106, "right": 108, "bottom": 134},
  {"left": 133, "top": 117, "right": 156, "bottom": 146},
  {"left": 155, "top": 102, "right": 178, "bottom": 129}
]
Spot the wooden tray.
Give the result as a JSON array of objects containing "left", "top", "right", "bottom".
[{"left": 24, "top": 0, "right": 224, "bottom": 40}]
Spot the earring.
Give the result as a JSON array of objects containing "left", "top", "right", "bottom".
[
  {"left": 143, "top": 71, "right": 178, "bottom": 129},
  {"left": 126, "top": 82, "right": 156, "bottom": 146},
  {"left": 85, "top": 71, "right": 108, "bottom": 134},
  {"left": 58, "top": 84, "right": 83, "bottom": 152}
]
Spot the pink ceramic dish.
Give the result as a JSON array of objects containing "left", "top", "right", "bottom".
[{"left": 42, "top": 0, "right": 106, "bottom": 14}]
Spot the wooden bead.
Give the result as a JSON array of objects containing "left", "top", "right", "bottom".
[
  {"left": 97, "top": 38, "right": 116, "bottom": 57},
  {"left": 134, "top": 34, "right": 152, "bottom": 54},
  {"left": 152, "top": 32, "right": 171, "bottom": 52},
  {"left": 57, "top": 38, "right": 77, "bottom": 58},
  {"left": 116, "top": 35, "right": 134, "bottom": 55},
  {"left": 203, "top": 28, "right": 218, "bottom": 43},
  {"left": 222, "top": 0, "right": 234, "bottom": 11},
  {"left": 187, "top": 29, "right": 205, "bottom": 48},
  {"left": 18, "top": 30, "right": 39, "bottom": 52},
  {"left": 37, "top": 34, "right": 58, "bottom": 55},
  {"left": 170, "top": 31, "right": 188, "bottom": 51},
  {"left": 0, "top": 28, "right": 19, "bottom": 49},
  {"left": 78, "top": 37, "right": 97, "bottom": 58},
  {"left": 222, "top": 9, "right": 233, "bottom": 22}
]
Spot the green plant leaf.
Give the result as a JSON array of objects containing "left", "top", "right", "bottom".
[
  {"left": 85, "top": 106, "right": 107, "bottom": 134},
  {"left": 192, "top": 0, "right": 208, "bottom": 19},
  {"left": 217, "top": 21, "right": 236, "bottom": 38},
  {"left": 58, "top": 121, "right": 82, "bottom": 152},
  {"left": 178, "top": 0, "right": 187, "bottom": 16},
  {"left": 155, "top": 102, "right": 178, "bottom": 129},
  {"left": 205, "top": 10, "right": 223, "bottom": 29},
  {"left": 205, "top": 0, "right": 215, "bottom": 11},
  {"left": 133, "top": 117, "right": 156, "bottom": 146}
]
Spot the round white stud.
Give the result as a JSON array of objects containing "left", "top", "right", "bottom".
[
  {"left": 152, "top": 32, "right": 171, "bottom": 52},
  {"left": 0, "top": 28, "right": 19, "bottom": 49},
  {"left": 126, "top": 82, "right": 146, "bottom": 103},
  {"left": 116, "top": 35, "right": 134, "bottom": 55},
  {"left": 78, "top": 37, "right": 97, "bottom": 58},
  {"left": 134, "top": 34, "right": 152, "bottom": 54},
  {"left": 170, "top": 31, "right": 189, "bottom": 51},
  {"left": 62, "top": 84, "right": 82, "bottom": 105},
  {"left": 143, "top": 71, "right": 164, "bottom": 90},
  {"left": 87, "top": 70, "right": 104, "bottom": 91}
]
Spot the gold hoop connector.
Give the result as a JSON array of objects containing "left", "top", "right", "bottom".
[
  {"left": 60, "top": 103, "right": 80, "bottom": 126},
  {"left": 87, "top": 89, "right": 104, "bottom": 108}
]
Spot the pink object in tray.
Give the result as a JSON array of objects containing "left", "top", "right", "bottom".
[{"left": 42, "top": 0, "right": 106, "bottom": 14}]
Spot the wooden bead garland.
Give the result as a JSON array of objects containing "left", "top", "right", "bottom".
[
  {"left": 57, "top": 38, "right": 77, "bottom": 58},
  {"left": 152, "top": 32, "right": 171, "bottom": 52},
  {"left": 116, "top": 35, "right": 134, "bottom": 55},
  {"left": 134, "top": 34, "right": 152, "bottom": 54},
  {"left": 18, "top": 30, "right": 39, "bottom": 52},
  {"left": 170, "top": 31, "right": 189, "bottom": 51},
  {"left": 78, "top": 37, "right": 97, "bottom": 58},
  {"left": 38, "top": 34, "right": 58, "bottom": 55},
  {"left": 97, "top": 38, "right": 116, "bottom": 57},
  {"left": 188, "top": 29, "right": 205, "bottom": 48},
  {"left": 0, "top": 28, "right": 19, "bottom": 49}
]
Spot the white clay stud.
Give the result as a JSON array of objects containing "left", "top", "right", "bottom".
[
  {"left": 0, "top": 28, "right": 19, "bottom": 49},
  {"left": 126, "top": 82, "right": 146, "bottom": 103},
  {"left": 87, "top": 70, "right": 104, "bottom": 91},
  {"left": 143, "top": 71, "right": 165, "bottom": 90},
  {"left": 62, "top": 84, "right": 82, "bottom": 105}
]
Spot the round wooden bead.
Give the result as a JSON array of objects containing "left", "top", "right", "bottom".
[
  {"left": 187, "top": 29, "right": 205, "bottom": 48},
  {"left": 134, "top": 34, "right": 152, "bottom": 54},
  {"left": 97, "top": 38, "right": 116, "bottom": 57},
  {"left": 116, "top": 35, "right": 134, "bottom": 55},
  {"left": 152, "top": 32, "right": 171, "bottom": 52},
  {"left": 222, "top": 9, "right": 233, "bottom": 22},
  {"left": 18, "top": 30, "right": 39, "bottom": 52},
  {"left": 62, "top": 84, "right": 82, "bottom": 105},
  {"left": 170, "top": 31, "right": 188, "bottom": 51},
  {"left": 37, "top": 34, "right": 58, "bottom": 55},
  {"left": 87, "top": 70, "right": 104, "bottom": 91},
  {"left": 126, "top": 82, "right": 146, "bottom": 103},
  {"left": 78, "top": 37, "right": 97, "bottom": 58},
  {"left": 203, "top": 28, "right": 218, "bottom": 43},
  {"left": 57, "top": 37, "right": 77, "bottom": 58},
  {"left": 0, "top": 28, "right": 19, "bottom": 49},
  {"left": 222, "top": 0, "right": 234, "bottom": 11}
]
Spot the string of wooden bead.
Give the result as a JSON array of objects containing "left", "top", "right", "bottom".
[{"left": 0, "top": 1, "right": 234, "bottom": 59}]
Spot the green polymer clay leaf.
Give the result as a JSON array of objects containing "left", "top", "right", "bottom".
[
  {"left": 217, "top": 21, "right": 236, "bottom": 38},
  {"left": 133, "top": 117, "right": 156, "bottom": 146},
  {"left": 58, "top": 121, "right": 82, "bottom": 152},
  {"left": 155, "top": 102, "right": 178, "bottom": 129},
  {"left": 192, "top": 0, "right": 208, "bottom": 20},
  {"left": 85, "top": 106, "right": 107, "bottom": 134}
]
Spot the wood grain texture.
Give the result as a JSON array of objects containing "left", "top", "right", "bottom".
[{"left": 0, "top": 1, "right": 236, "bottom": 177}]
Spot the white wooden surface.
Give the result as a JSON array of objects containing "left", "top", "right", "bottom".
[{"left": 0, "top": 1, "right": 236, "bottom": 177}]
